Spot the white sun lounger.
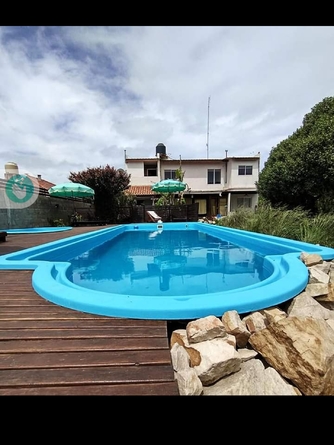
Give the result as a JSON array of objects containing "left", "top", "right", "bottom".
[{"left": 147, "top": 210, "right": 162, "bottom": 223}]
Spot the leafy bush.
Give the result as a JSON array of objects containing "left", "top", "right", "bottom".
[
  {"left": 216, "top": 204, "right": 334, "bottom": 248},
  {"left": 48, "top": 218, "right": 66, "bottom": 227}
]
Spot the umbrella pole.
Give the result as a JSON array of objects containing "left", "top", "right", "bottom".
[
  {"left": 72, "top": 191, "right": 75, "bottom": 211},
  {"left": 71, "top": 192, "right": 76, "bottom": 225}
]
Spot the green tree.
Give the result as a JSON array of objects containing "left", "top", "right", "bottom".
[
  {"left": 175, "top": 161, "right": 187, "bottom": 205},
  {"left": 257, "top": 97, "right": 334, "bottom": 214},
  {"left": 68, "top": 165, "right": 132, "bottom": 222},
  {"left": 155, "top": 161, "right": 187, "bottom": 206},
  {"left": 175, "top": 167, "right": 185, "bottom": 182}
]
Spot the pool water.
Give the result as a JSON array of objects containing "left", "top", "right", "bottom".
[
  {"left": 1, "top": 227, "right": 73, "bottom": 234},
  {"left": 0, "top": 222, "right": 334, "bottom": 320},
  {"left": 70, "top": 230, "right": 270, "bottom": 296}
]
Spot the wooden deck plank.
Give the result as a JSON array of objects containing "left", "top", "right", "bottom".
[
  {"left": 0, "top": 365, "right": 175, "bottom": 386},
  {"left": 0, "top": 382, "right": 180, "bottom": 395},
  {"left": 0, "top": 319, "right": 165, "bottom": 328},
  {"left": 0, "top": 335, "right": 169, "bottom": 353},
  {"left": 0, "top": 306, "right": 90, "bottom": 313},
  {"left": 0, "top": 349, "right": 173, "bottom": 369},
  {"left": 0, "top": 327, "right": 167, "bottom": 339},
  {"left": 0, "top": 226, "right": 179, "bottom": 395},
  {"left": 0, "top": 313, "right": 152, "bottom": 320}
]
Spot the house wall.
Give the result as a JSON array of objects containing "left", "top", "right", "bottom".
[
  {"left": 127, "top": 160, "right": 159, "bottom": 186},
  {"left": 228, "top": 159, "right": 259, "bottom": 189},
  {"left": 164, "top": 160, "right": 226, "bottom": 192}
]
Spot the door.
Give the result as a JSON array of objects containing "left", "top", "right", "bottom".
[{"left": 219, "top": 197, "right": 227, "bottom": 216}]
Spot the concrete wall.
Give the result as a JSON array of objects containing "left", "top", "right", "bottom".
[{"left": 0, "top": 191, "right": 93, "bottom": 229}]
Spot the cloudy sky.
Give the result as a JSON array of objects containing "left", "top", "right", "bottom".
[{"left": 0, "top": 26, "right": 333, "bottom": 185}]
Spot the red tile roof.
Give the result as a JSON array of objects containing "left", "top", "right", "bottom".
[
  {"left": 127, "top": 185, "right": 155, "bottom": 196},
  {"left": 26, "top": 175, "right": 55, "bottom": 192},
  {"left": 0, "top": 175, "right": 56, "bottom": 194}
]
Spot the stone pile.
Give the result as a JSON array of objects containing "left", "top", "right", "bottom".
[{"left": 170, "top": 253, "right": 334, "bottom": 395}]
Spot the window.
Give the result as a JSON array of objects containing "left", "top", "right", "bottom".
[
  {"left": 164, "top": 170, "right": 177, "bottom": 180},
  {"left": 238, "top": 165, "right": 253, "bottom": 175},
  {"left": 144, "top": 162, "right": 157, "bottom": 176},
  {"left": 195, "top": 199, "right": 207, "bottom": 215},
  {"left": 237, "top": 197, "right": 252, "bottom": 208},
  {"left": 207, "top": 169, "right": 221, "bottom": 184}
]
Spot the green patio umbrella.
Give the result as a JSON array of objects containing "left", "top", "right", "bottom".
[
  {"left": 48, "top": 182, "right": 95, "bottom": 198},
  {"left": 151, "top": 179, "right": 187, "bottom": 193}
]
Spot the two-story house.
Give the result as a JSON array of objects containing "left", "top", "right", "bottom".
[{"left": 125, "top": 143, "right": 260, "bottom": 219}]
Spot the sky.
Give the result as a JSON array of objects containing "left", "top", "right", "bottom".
[{"left": 0, "top": 25, "right": 333, "bottom": 185}]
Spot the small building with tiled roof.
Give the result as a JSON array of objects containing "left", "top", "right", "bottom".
[
  {"left": 26, "top": 174, "right": 55, "bottom": 195},
  {"left": 1, "top": 162, "right": 56, "bottom": 196}
]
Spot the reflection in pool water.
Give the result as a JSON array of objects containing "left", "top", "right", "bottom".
[{"left": 70, "top": 230, "right": 270, "bottom": 296}]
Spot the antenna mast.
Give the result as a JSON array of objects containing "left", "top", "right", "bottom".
[{"left": 206, "top": 96, "right": 210, "bottom": 158}]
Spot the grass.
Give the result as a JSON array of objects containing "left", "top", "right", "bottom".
[{"left": 216, "top": 204, "right": 334, "bottom": 248}]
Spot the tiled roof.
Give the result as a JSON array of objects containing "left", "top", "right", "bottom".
[
  {"left": 0, "top": 175, "right": 55, "bottom": 194},
  {"left": 127, "top": 185, "right": 155, "bottom": 196},
  {"left": 25, "top": 175, "right": 55, "bottom": 195},
  {"left": 26, "top": 175, "right": 55, "bottom": 191}
]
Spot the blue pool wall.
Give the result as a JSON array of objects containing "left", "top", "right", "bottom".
[{"left": 0, "top": 222, "right": 334, "bottom": 320}]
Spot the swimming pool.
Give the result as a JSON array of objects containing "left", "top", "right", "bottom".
[
  {"left": 1, "top": 227, "right": 73, "bottom": 234},
  {"left": 0, "top": 222, "right": 334, "bottom": 320}
]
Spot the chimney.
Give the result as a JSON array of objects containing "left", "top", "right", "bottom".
[{"left": 37, "top": 174, "right": 42, "bottom": 180}]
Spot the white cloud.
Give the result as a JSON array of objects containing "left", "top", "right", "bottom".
[{"left": 0, "top": 25, "right": 333, "bottom": 184}]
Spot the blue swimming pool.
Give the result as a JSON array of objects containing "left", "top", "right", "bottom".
[
  {"left": 70, "top": 229, "right": 271, "bottom": 296},
  {"left": 0, "top": 222, "right": 334, "bottom": 320},
  {"left": 1, "top": 227, "right": 73, "bottom": 234}
]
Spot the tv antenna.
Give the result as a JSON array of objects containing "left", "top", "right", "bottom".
[{"left": 206, "top": 96, "right": 210, "bottom": 158}]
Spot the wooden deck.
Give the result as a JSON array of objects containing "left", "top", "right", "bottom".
[{"left": 0, "top": 226, "right": 179, "bottom": 395}]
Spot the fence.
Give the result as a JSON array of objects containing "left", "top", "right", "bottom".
[
  {"left": 114, "top": 203, "right": 199, "bottom": 224},
  {"left": 0, "top": 191, "right": 93, "bottom": 229},
  {"left": 0, "top": 187, "right": 199, "bottom": 228}
]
